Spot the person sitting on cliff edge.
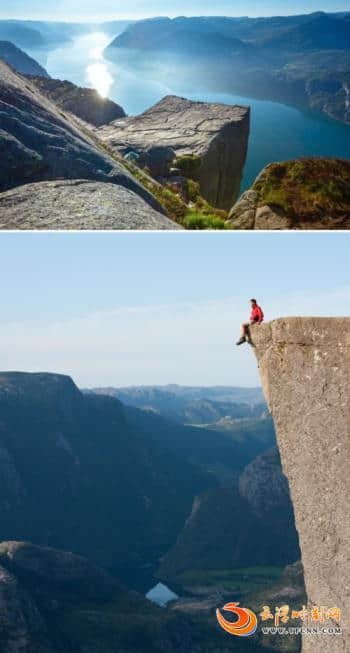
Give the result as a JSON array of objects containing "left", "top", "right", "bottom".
[{"left": 236, "top": 299, "right": 264, "bottom": 346}]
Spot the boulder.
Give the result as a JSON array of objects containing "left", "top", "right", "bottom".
[
  {"left": 254, "top": 204, "right": 291, "bottom": 229},
  {"left": 0, "top": 180, "right": 182, "bottom": 230},
  {"left": 98, "top": 95, "right": 250, "bottom": 209},
  {"left": 143, "top": 145, "right": 176, "bottom": 178},
  {"left": 228, "top": 158, "right": 350, "bottom": 230},
  {"left": 227, "top": 189, "right": 258, "bottom": 229}
]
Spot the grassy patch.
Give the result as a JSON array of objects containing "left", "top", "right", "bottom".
[
  {"left": 183, "top": 212, "right": 228, "bottom": 230},
  {"left": 253, "top": 157, "right": 350, "bottom": 221},
  {"left": 171, "top": 566, "right": 284, "bottom": 596},
  {"left": 175, "top": 154, "right": 202, "bottom": 179}
]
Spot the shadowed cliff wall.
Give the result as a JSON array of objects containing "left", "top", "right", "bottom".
[{"left": 251, "top": 317, "right": 349, "bottom": 652}]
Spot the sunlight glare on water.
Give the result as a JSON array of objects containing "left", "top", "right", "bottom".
[
  {"left": 86, "top": 61, "right": 113, "bottom": 98},
  {"left": 41, "top": 32, "right": 350, "bottom": 191},
  {"left": 84, "top": 33, "right": 113, "bottom": 98}
]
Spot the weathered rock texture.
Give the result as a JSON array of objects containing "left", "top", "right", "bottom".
[
  {"left": 30, "top": 77, "right": 126, "bottom": 127},
  {"left": 0, "top": 180, "right": 181, "bottom": 230},
  {"left": 98, "top": 95, "right": 250, "bottom": 209},
  {"left": 251, "top": 318, "right": 350, "bottom": 651},
  {"left": 0, "top": 60, "right": 169, "bottom": 227}
]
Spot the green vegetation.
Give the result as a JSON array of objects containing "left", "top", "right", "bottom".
[
  {"left": 109, "top": 150, "right": 227, "bottom": 228},
  {"left": 183, "top": 211, "right": 227, "bottom": 230},
  {"left": 186, "top": 178, "right": 201, "bottom": 202},
  {"left": 175, "top": 153, "right": 202, "bottom": 179},
  {"left": 253, "top": 157, "right": 350, "bottom": 222},
  {"left": 75, "top": 120, "right": 229, "bottom": 229},
  {"left": 167, "top": 566, "right": 284, "bottom": 597}
]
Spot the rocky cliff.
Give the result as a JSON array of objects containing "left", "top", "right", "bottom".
[
  {"left": 98, "top": 95, "right": 250, "bottom": 209},
  {"left": 0, "top": 541, "right": 195, "bottom": 653},
  {"left": 0, "top": 372, "right": 214, "bottom": 573},
  {"left": 0, "top": 41, "right": 49, "bottom": 77},
  {"left": 251, "top": 317, "right": 349, "bottom": 651},
  {"left": 30, "top": 76, "right": 126, "bottom": 127},
  {"left": 0, "top": 540, "right": 272, "bottom": 653},
  {"left": 0, "top": 60, "right": 177, "bottom": 229},
  {"left": 158, "top": 446, "right": 299, "bottom": 582},
  {"left": 228, "top": 158, "right": 350, "bottom": 229}
]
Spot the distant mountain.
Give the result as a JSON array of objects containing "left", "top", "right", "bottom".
[
  {"left": 105, "top": 12, "right": 350, "bottom": 125},
  {"left": 0, "top": 41, "right": 49, "bottom": 77},
  {"left": 0, "top": 372, "right": 214, "bottom": 574},
  {"left": 107, "top": 16, "right": 258, "bottom": 65},
  {"left": 98, "top": 20, "right": 134, "bottom": 36},
  {"left": 0, "top": 19, "right": 132, "bottom": 51},
  {"left": 260, "top": 13, "right": 350, "bottom": 52},
  {"left": 0, "top": 371, "right": 299, "bottom": 653},
  {"left": 0, "top": 372, "right": 277, "bottom": 576},
  {"left": 123, "top": 406, "right": 275, "bottom": 485},
  {"left": 0, "top": 20, "right": 89, "bottom": 49},
  {"left": 107, "top": 12, "right": 350, "bottom": 57},
  {"left": 88, "top": 384, "right": 265, "bottom": 424},
  {"left": 0, "top": 21, "right": 46, "bottom": 48}
]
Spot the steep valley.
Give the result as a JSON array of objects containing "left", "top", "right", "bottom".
[{"left": 0, "top": 371, "right": 303, "bottom": 652}]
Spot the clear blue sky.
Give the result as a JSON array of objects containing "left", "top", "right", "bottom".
[
  {"left": 1, "top": 233, "right": 349, "bottom": 388},
  {"left": 0, "top": 0, "right": 349, "bottom": 21},
  {"left": 1, "top": 232, "right": 349, "bottom": 322}
]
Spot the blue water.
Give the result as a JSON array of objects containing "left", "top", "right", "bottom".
[
  {"left": 30, "top": 32, "right": 350, "bottom": 192},
  {"left": 189, "top": 92, "right": 350, "bottom": 190}
]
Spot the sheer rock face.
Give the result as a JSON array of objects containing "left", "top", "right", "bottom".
[
  {"left": 0, "top": 60, "right": 165, "bottom": 219},
  {"left": 98, "top": 95, "right": 250, "bottom": 209},
  {"left": 251, "top": 317, "right": 350, "bottom": 652}
]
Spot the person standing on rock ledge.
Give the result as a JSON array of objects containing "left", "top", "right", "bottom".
[{"left": 236, "top": 299, "right": 264, "bottom": 346}]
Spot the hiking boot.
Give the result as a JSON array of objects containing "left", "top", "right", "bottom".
[{"left": 236, "top": 337, "right": 246, "bottom": 346}]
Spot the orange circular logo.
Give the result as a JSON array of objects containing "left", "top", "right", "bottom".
[{"left": 216, "top": 602, "right": 258, "bottom": 637}]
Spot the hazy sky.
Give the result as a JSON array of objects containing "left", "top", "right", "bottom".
[
  {"left": 0, "top": 0, "right": 349, "bottom": 21},
  {"left": 1, "top": 232, "right": 349, "bottom": 388}
]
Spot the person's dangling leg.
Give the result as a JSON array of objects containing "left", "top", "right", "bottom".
[{"left": 236, "top": 322, "right": 249, "bottom": 346}]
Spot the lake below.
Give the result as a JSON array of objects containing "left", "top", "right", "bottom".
[{"left": 29, "top": 32, "right": 350, "bottom": 192}]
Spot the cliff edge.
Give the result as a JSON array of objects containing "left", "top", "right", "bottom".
[
  {"left": 98, "top": 95, "right": 250, "bottom": 210},
  {"left": 251, "top": 317, "right": 349, "bottom": 651}
]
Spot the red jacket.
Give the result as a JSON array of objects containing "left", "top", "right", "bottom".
[{"left": 250, "top": 305, "right": 264, "bottom": 323}]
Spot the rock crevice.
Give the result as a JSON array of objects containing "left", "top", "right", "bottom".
[{"left": 251, "top": 317, "right": 350, "bottom": 651}]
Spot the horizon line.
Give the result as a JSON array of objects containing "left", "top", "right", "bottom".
[{"left": 0, "top": 9, "right": 346, "bottom": 24}]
